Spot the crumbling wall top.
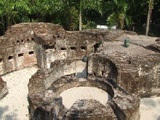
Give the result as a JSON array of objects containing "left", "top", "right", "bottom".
[
  {"left": 2, "top": 23, "right": 65, "bottom": 47},
  {"left": 33, "top": 23, "right": 66, "bottom": 46},
  {"left": 0, "top": 36, "right": 13, "bottom": 49}
]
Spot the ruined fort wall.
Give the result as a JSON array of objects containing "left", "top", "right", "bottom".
[
  {"left": 137, "top": 63, "right": 160, "bottom": 96},
  {"left": 33, "top": 29, "right": 102, "bottom": 69},
  {"left": 0, "top": 41, "right": 36, "bottom": 75},
  {"left": 0, "top": 57, "right": 4, "bottom": 75},
  {"left": 3, "top": 46, "right": 16, "bottom": 73},
  {"left": 0, "top": 23, "right": 38, "bottom": 75},
  {"left": 88, "top": 55, "right": 118, "bottom": 82},
  {"left": 28, "top": 67, "right": 140, "bottom": 120},
  {"left": 0, "top": 51, "right": 6, "bottom": 75},
  {"left": 34, "top": 44, "right": 47, "bottom": 68},
  {"left": 15, "top": 42, "right": 36, "bottom": 70},
  {"left": 34, "top": 39, "right": 89, "bottom": 69},
  {"left": 44, "top": 59, "right": 87, "bottom": 88},
  {"left": 0, "top": 77, "right": 8, "bottom": 100},
  {"left": 45, "top": 49, "right": 68, "bottom": 68},
  {"left": 88, "top": 53, "right": 160, "bottom": 97},
  {"left": 1, "top": 23, "right": 160, "bottom": 98}
]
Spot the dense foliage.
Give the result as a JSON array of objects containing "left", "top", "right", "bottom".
[{"left": 0, "top": 0, "right": 160, "bottom": 36}]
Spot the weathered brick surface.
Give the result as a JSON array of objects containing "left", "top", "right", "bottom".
[
  {"left": 0, "top": 77, "right": 8, "bottom": 100},
  {"left": 28, "top": 70, "right": 140, "bottom": 120}
]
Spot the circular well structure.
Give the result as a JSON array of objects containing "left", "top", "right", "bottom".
[{"left": 60, "top": 86, "right": 108, "bottom": 109}]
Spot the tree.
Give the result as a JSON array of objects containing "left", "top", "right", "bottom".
[
  {"left": 107, "top": 0, "right": 132, "bottom": 29},
  {"left": 0, "top": 0, "right": 160, "bottom": 36},
  {"left": 0, "top": 0, "right": 17, "bottom": 29},
  {"left": 79, "top": 0, "right": 102, "bottom": 31},
  {"left": 146, "top": 0, "right": 154, "bottom": 36},
  {"left": 28, "top": 0, "right": 63, "bottom": 22},
  {"left": 64, "top": 0, "right": 102, "bottom": 31},
  {"left": 0, "top": 0, "right": 29, "bottom": 32}
]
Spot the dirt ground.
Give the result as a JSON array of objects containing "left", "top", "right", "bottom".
[
  {"left": 0, "top": 66, "right": 38, "bottom": 120},
  {"left": 140, "top": 97, "right": 160, "bottom": 120}
]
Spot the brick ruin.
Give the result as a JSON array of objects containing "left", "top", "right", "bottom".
[
  {"left": 0, "top": 23, "right": 37, "bottom": 75},
  {"left": 0, "top": 23, "right": 160, "bottom": 119},
  {"left": 0, "top": 77, "right": 7, "bottom": 100}
]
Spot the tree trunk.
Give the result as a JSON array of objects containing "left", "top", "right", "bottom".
[
  {"left": 79, "top": 0, "right": 82, "bottom": 31},
  {"left": 6, "top": 13, "right": 12, "bottom": 29},
  {"left": 0, "top": 16, "right": 5, "bottom": 34},
  {"left": 146, "top": 0, "right": 154, "bottom": 36}
]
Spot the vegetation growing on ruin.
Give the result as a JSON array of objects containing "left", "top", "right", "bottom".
[{"left": 0, "top": 0, "right": 159, "bottom": 36}]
